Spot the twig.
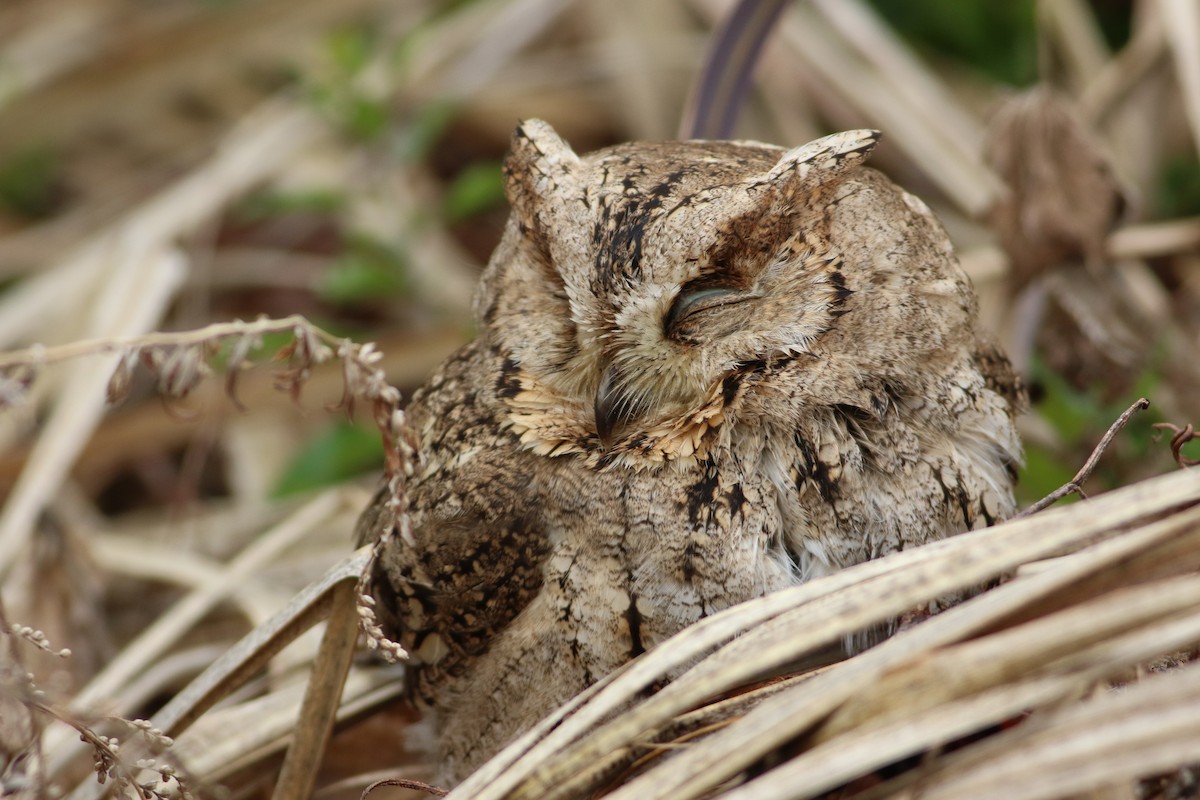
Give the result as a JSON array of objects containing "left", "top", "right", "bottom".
[
  {"left": 0, "top": 314, "right": 404, "bottom": 582},
  {"left": 1017, "top": 397, "right": 1151, "bottom": 518},
  {"left": 1152, "top": 422, "right": 1200, "bottom": 468},
  {"left": 0, "top": 314, "right": 325, "bottom": 371},
  {"left": 361, "top": 777, "right": 449, "bottom": 798}
]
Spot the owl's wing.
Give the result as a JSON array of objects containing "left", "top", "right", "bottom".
[
  {"left": 355, "top": 342, "right": 552, "bottom": 698},
  {"left": 359, "top": 496, "right": 549, "bottom": 699}
]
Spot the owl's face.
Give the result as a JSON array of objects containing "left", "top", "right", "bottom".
[{"left": 478, "top": 120, "right": 958, "bottom": 458}]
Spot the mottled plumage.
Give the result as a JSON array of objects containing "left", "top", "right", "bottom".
[{"left": 357, "top": 120, "right": 1024, "bottom": 784}]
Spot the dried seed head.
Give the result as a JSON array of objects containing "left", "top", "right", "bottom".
[
  {"left": 223, "top": 329, "right": 262, "bottom": 411},
  {"left": 142, "top": 345, "right": 213, "bottom": 400},
  {"left": 106, "top": 349, "right": 141, "bottom": 406},
  {"left": 0, "top": 364, "right": 37, "bottom": 410}
]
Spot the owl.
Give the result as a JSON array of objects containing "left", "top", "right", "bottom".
[{"left": 357, "top": 120, "right": 1024, "bottom": 785}]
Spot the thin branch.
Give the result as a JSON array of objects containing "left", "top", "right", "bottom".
[
  {"left": 1152, "top": 422, "right": 1200, "bottom": 468},
  {"left": 1017, "top": 398, "right": 1151, "bottom": 518},
  {"left": 361, "top": 777, "right": 449, "bottom": 798},
  {"left": 0, "top": 314, "right": 329, "bottom": 371}
]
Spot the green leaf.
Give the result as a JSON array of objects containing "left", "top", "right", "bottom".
[
  {"left": 1158, "top": 155, "right": 1200, "bottom": 218},
  {"left": 0, "top": 147, "right": 62, "bottom": 218},
  {"left": 395, "top": 101, "right": 460, "bottom": 162},
  {"left": 235, "top": 188, "right": 345, "bottom": 221},
  {"left": 304, "top": 25, "right": 391, "bottom": 143},
  {"left": 342, "top": 95, "right": 390, "bottom": 142},
  {"left": 1030, "top": 357, "right": 1098, "bottom": 443},
  {"left": 211, "top": 329, "right": 294, "bottom": 369},
  {"left": 318, "top": 233, "right": 410, "bottom": 304},
  {"left": 326, "top": 26, "right": 376, "bottom": 78},
  {"left": 273, "top": 421, "right": 384, "bottom": 497},
  {"left": 1017, "top": 444, "right": 1079, "bottom": 507},
  {"left": 866, "top": 0, "right": 1038, "bottom": 86},
  {"left": 443, "top": 161, "right": 505, "bottom": 221},
  {"left": 1020, "top": 352, "right": 1169, "bottom": 507}
]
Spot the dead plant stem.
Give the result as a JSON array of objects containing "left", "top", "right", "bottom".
[{"left": 1017, "top": 397, "right": 1151, "bottom": 517}]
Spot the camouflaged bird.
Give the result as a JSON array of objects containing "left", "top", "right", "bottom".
[{"left": 357, "top": 120, "right": 1024, "bottom": 784}]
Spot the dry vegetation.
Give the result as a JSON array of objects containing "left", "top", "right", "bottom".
[{"left": 1, "top": 0, "right": 1200, "bottom": 798}]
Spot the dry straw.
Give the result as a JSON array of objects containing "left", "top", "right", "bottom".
[
  {"left": 450, "top": 467, "right": 1200, "bottom": 800},
  {"left": 4, "top": 0, "right": 1200, "bottom": 798}
]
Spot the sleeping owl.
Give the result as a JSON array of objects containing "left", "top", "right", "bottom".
[{"left": 357, "top": 120, "right": 1024, "bottom": 784}]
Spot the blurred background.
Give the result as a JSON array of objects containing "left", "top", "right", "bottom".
[{"left": 1, "top": 0, "right": 1198, "bottom": 797}]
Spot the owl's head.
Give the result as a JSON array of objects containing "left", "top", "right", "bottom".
[{"left": 479, "top": 120, "right": 981, "bottom": 460}]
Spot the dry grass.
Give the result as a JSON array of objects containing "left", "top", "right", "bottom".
[{"left": 0, "top": 1, "right": 1199, "bottom": 798}]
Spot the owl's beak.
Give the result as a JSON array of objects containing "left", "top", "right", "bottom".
[{"left": 594, "top": 361, "right": 628, "bottom": 450}]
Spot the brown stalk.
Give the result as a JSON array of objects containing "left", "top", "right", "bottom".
[{"left": 1017, "top": 398, "right": 1150, "bottom": 518}]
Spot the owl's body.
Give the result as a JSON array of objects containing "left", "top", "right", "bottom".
[{"left": 360, "top": 121, "right": 1023, "bottom": 784}]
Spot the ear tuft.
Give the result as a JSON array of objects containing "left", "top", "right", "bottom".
[
  {"left": 504, "top": 119, "right": 580, "bottom": 226},
  {"left": 757, "top": 129, "right": 881, "bottom": 197}
]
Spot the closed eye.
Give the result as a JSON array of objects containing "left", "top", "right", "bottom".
[{"left": 664, "top": 286, "right": 745, "bottom": 334}]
